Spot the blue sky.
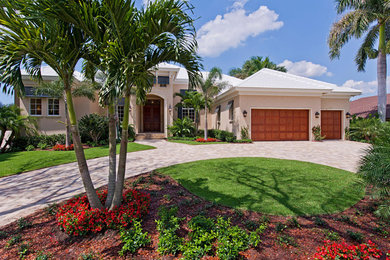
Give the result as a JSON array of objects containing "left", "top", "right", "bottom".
[{"left": 0, "top": 0, "right": 383, "bottom": 105}]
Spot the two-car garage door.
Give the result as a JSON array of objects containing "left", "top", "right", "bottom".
[
  {"left": 251, "top": 109, "right": 309, "bottom": 141},
  {"left": 251, "top": 109, "right": 342, "bottom": 141}
]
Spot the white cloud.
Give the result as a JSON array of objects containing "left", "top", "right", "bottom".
[
  {"left": 197, "top": 2, "right": 283, "bottom": 57},
  {"left": 279, "top": 60, "right": 332, "bottom": 78},
  {"left": 341, "top": 79, "right": 390, "bottom": 98}
]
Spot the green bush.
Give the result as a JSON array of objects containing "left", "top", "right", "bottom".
[
  {"left": 79, "top": 113, "right": 109, "bottom": 144},
  {"left": 17, "top": 217, "right": 32, "bottom": 230},
  {"left": 37, "top": 142, "right": 48, "bottom": 150},
  {"left": 26, "top": 145, "right": 35, "bottom": 151},
  {"left": 348, "top": 116, "right": 386, "bottom": 143},
  {"left": 156, "top": 206, "right": 184, "bottom": 255},
  {"left": 119, "top": 220, "right": 150, "bottom": 256},
  {"left": 6, "top": 235, "right": 21, "bottom": 248},
  {"left": 168, "top": 118, "right": 196, "bottom": 137},
  {"left": 347, "top": 230, "right": 364, "bottom": 242},
  {"left": 233, "top": 139, "right": 252, "bottom": 143},
  {"left": 167, "top": 136, "right": 195, "bottom": 141},
  {"left": 12, "top": 134, "right": 66, "bottom": 151},
  {"left": 312, "top": 125, "right": 326, "bottom": 141},
  {"left": 241, "top": 127, "right": 249, "bottom": 139},
  {"left": 18, "top": 242, "right": 31, "bottom": 258},
  {"left": 207, "top": 129, "right": 236, "bottom": 142}
]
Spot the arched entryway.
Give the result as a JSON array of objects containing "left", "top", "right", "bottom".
[{"left": 140, "top": 95, "right": 164, "bottom": 133}]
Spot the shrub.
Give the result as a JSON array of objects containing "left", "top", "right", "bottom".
[
  {"left": 275, "top": 222, "right": 287, "bottom": 232},
  {"left": 167, "top": 136, "right": 195, "bottom": 141},
  {"left": 37, "top": 142, "right": 48, "bottom": 150},
  {"left": 216, "top": 224, "right": 250, "bottom": 259},
  {"left": 168, "top": 117, "right": 196, "bottom": 137},
  {"left": 348, "top": 116, "right": 386, "bottom": 143},
  {"left": 35, "top": 251, "right": 52, "bottom": 260},
  {"left": 53, "top": 144, "right": 74, "bottom": 151},
  {"left": 277, "top": 234, "right": 297, "bottom": 247},
  {"left": 156, "top": 206, "right": 184, "bottom": 255},
  {"left": 209, "top": 129, "right": 236, "bottom": 142},
  {"left": 18, "top": 242, "right": 30, "bottom": 259},
  {"left": 313, "top": 240, "right": 383, "bottom": 259},
  {"left": 287, "top": 217, "right": 300, "bottom": 228},
  {"left": 241, "top": 127, "right": 249, "bottom": 139},
  {"left": 233, "top": 139, "right": 252, "bottom": 143},
  {"left": 128, "top": 124, "right": 136, "bottom": 142},
  {"left": 0, "top": 231, "right": 8, "bottom": 239},
  {"left": 347, "top": 230, "right": 364, "bottom": 242},
  {"left": 314, "top": 217, "right": 327, "bottom": 227},
  {"left": 119, "top": 220, "right": 151, "bottom": 256},
  {"left": 78, "top": 113, "right": 109, "bottom": 144},
  {"left": 17, "top": 217, "right": 32, "bottom": 230},
  {"left": 45, "top": 203, "right": 58, "bottom": 216},
  {"left": 195, "top": 138, "right": 217, "bottom": 142},
  {"left": 78, "top": 251, "right": 99, "bottom": 260},
  {"left": 6, "top": 235, "right": 21, "bottom": 248},
  {"left": 56, "top": 189, "right": 150, "bottom": 236},
  {"left": 12, "top": 134, "right": 66, "bottom": 151},
  {"left": 324, "top": 230, "right": 340, "bottom": 241},
  {"left": 312, "top": 125, "right": 326, "bottom": 141},
  {"left": 25, "top": 145, "right": 35, "bottom": 151}
]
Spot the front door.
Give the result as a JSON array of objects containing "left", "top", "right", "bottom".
[{"left": 143, "top": 99, "right": 161, "bottom": 132}]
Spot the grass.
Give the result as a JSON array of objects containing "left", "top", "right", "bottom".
[
  {"left": 0, "top": 143, "right": 155, "bottom": 178},
  {"left": 158, "top": 158, "right": 365, "bottom": 216},
  {"left": 168, "top": 140, "right": 228, "bottom": 145}
]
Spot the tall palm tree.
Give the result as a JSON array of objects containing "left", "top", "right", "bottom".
[
  {"left": 229, "top": 56, "right": 287, "bottom": 79},
  {"left": 197, "top": 68, "right": 229, "bottom": 140},
  {"left": 41, "top": 0, "right": 202, "bottom": 209},
  {"left": 328, "top": 0, "right": 390, "bottom": 122},
  {"left": 0, "top": 0, "right": 104, "bottom": 208},
  {"left": 35, "top": 80, "right": 99, "bottom": 146}
]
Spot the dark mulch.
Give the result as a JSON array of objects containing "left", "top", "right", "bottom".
[{"left": 0, "top": 172, "right": 389, "bottom": 260}]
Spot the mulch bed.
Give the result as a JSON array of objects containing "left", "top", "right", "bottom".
[{"left": 0, "top": 172, "right": 389, "bottom": 260}]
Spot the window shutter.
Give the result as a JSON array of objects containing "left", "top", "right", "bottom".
[{"left": 178, "top": 107, "right": 183, "bottom": 119}]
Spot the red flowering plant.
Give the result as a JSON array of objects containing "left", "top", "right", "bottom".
[
  {"left": 313, "top": 240, "right": 384, "bottom": 260},
  {"left": 195, "top": 138, "right": 217, "bottom": 142},
  {"left": 56, "top": 189, "right": 150, "bottom": 236},
  {"left": 53, "top": 144, "right": 74, "bottom": 151}
]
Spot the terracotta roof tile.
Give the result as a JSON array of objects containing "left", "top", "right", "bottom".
[{"left": 350, "top": 94, "right": 390, "bottom": 119}]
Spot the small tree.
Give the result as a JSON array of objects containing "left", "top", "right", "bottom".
[
  {"left": 229, "top": 56, "right": 287, "bottom": 79},
  {"left": 175, "top": 90, "right": 204, "bottom": 132},
  {"left": 78, "top": 114, "right": 109, "bottom": 144}
]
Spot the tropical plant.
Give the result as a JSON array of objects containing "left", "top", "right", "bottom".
[
  {"left": 175, "top": 90, "right": 205, "bottom": 131},
  {"left": 328, "top": 0, "right": 390, "bottom": 122},
  {"left": 196, "top": 67, "right": 229, "bottom": 140},
  {"left": 312, "top": 125, "right": 326, "bottom": 141},
  {"left": 78, "top": 114, "right": 109, "bottom": 144},
  {"left": 0, "top": 0, "right": 104, "bottom": 208},
  {"left": 358, "top": 123, "right": 390, "bottom": 219},
  {"left": 229, "top": 56, "right": 287, "bottom": 79},
  {"left": 35, "top": 79, "right": 99, "bottom": 146},
  {"left": 168, "top": 117, "right": 196, "bottom": 137},
  {"left": 0, "top": 105, "right": 36, "bottom": 153},
  {"left": 349, "top": 116, "right": 385, "bottom": 142}
]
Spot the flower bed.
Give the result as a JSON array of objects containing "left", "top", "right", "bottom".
[
  {"left": 56, "top": 189, "right": 150, "bottom": 236},
  {"left": 313, "top": 240, "right": 385, "bottom": 260},
  {"left": 53, "top": 144, "right": 74, "bottom": 151},
  {"left": 195, "top": 138, "right": 217, "bottom": 142}
]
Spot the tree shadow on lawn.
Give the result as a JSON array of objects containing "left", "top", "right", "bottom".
[{"left": 172, "top": 160, "right": 364, "bottom": 216}]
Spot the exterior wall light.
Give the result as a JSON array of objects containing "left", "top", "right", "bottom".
[
  {"left": 315, "top": 112, "right": 320, "bottom": 118},
  {"left": 168, "top": 105, "right": 172, "bottom": 114},
  {"left": 243, "top": 110, "right": 248, "bottom": 117},
  {"left": 346, "top": 112, "right": 351, "bottom": 119}
]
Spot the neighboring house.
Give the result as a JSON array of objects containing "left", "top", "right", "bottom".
[
  {"left": 16, "top": 64, "right": 360, "bottom": 141},
  {"left": 350, "top": 94, "right": 390, "bottom": 121}
]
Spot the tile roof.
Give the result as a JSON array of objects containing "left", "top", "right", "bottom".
[{"left": 350, "top": 94, "right": 390, "bottom": 119}]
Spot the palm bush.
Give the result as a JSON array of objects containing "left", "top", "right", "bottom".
[
  {"left": 78, "top": 114, "right": 109, "bottom": 144},
  {"left": 358, "top": 123, "right": 390, "bottom": 219},
  {"left": 349, "top": 117, "right": 385, "bottom": 143},
  {"left": 168, "top": 118, "right": 196, "bottom": 138}
]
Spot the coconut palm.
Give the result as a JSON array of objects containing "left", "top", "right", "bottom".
[
  {"left": 35, "top": 80, "right": 99, "bottom": 146},
  {"left": 197, "top": 68, "right": 229, "bottom": 140},
  {"left": 0, "top": 0, "right": 104, "bottom": 208},
  {"left": 229, "top": 56, "right": 287, "bottom": 79},
  {"left": 328, "top": 0, "right": 390, "bottom": 122}
]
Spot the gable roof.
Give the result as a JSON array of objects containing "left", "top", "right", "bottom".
[{"left": 350, "top": 94, "right": 390, "bottom": 119}]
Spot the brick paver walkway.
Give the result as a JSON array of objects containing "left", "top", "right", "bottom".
[{"left": 0, "top": 140, "right": 369, "bottom": 227}]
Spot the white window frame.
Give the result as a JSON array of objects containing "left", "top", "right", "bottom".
[
  {"left": 30, "top": 98, "right": 42, "bottom": 116},
  {"left": 117, "top": 105, "right": 125, "bottom": 122},
  {"left": 182, "top": 107, "right": 195, "bottom": 122},
  {"left": 48, "top": 98, "right": 60, "bottom": 116}
]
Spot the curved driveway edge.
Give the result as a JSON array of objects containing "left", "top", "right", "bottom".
[{"left": 0, "top": 140, "right": 369, "bottom": 227}]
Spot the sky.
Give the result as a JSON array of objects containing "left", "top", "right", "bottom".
[{"left": 0, "top": 0, "right": 386, "bottom": 105}]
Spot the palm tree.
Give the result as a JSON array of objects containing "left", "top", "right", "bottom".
[
  {"left": 197, "top": 68, "right": 229, "bottom": 140},
  {"left": 328, "top": 0, "right": 390, "bottom": 122},
  {"left": 0, "top": 0, "right": 104, "bottom": 208},
  {"left": 0, "top": 105, "right": 37, "bottom": 153},
  {"left": 175, "top": 90, "right": 205, "bottom": 132},
  {"left": 42, "top": 0, "right": 202, "bottom": 209},
  {"left": 229, "top": 56, "right": 287, "bottom": 79},
  {"left": 35, "top": 80, "right": 99, "bottom": 146}
]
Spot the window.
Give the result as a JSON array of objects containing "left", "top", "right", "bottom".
[
  {"left": 227, "top": 101, "right": 234, "bottom": 121},
  {"left": 117, "top": 105, "right": 125, "bottom": 122},
  {"left": 48, "top": 98, "right": 60, "bottom": 116},
  {"left": 215, "top": 105, "right": 221, "bottom": 122},
  {"left": 30, "top": 98, "right": 42, "bottom": 115},
  {"left": 182, "top": 107, "right": 195, "bottom": 122},
  {"left": 158, "top": 76, "right": 169, "bottom": 87}
]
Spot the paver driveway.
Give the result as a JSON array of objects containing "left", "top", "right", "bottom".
[{"left": 0, "top": 140, "right": 369, "bottom": 227}]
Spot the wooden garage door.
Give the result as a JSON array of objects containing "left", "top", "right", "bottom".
[
  {"left": 251, "top": 109, "right": 309, "bottom": 141},
  {"left": 321, "top": 111, "right": 342, "bottom": 140}
]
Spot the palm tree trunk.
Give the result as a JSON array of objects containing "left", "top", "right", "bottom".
[
  {"left": 204, "top": 99, "right": 208, "bottom": 140},
  {"left": 65, "top": 86, "right": 103, "bottom": 209},
  {"left": 64, "top": 98, "right": 72, "bottom": 147},
  {"left": 377, "top": 23, "right": 387, "bottom": 122},
  {"left": 110, "top": 92, "right": 130, "bottom": 209},
  {"left": 0, "top": 128, "right": 6, "bottom": 152},
  {"left": 105, "top": 104, "right": 117, "bottom": 208},
  {"left": 1, "top": 131, "right": 14, "bottom": 153}
]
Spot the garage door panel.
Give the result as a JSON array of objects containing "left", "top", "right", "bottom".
[
  {"left": 321, "top": 111, "right": 342, "bottom": 140},
  {"left": 251, "top": 109, "right": 309, "bottom": 141}
]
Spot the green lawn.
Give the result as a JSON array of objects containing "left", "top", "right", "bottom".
[
  {"left": 168, "top": 140, "right": 229, "bottom": 145},
  {"left": 0, "top": 143, "right": 155, "bottom": 177},
  {"left": 158, "top": 158, "right": 365, "bottom": 216}
]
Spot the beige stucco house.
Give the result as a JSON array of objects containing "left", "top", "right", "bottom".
[{"left": 16, "top": 64, "right": 361, "bottom": 141}]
